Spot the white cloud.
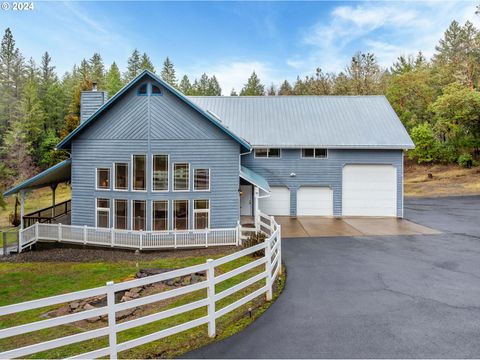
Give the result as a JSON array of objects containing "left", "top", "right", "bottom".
[{"left": 295, "top": 1, "right": 480, "bottom": 75}]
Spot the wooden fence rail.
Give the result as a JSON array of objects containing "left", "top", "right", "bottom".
[{"left": 0, "top": 218, "right": 281, "bottom": 359}]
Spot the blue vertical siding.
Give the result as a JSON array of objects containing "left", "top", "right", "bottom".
[
  {"left": 71, "top": 80, "right": 240, "bottom": 229},
  {"left": 241, "top": 149, "right": 404, "bottom": 217}
]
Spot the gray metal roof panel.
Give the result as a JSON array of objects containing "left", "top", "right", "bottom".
[{"left": 188, "top": 96, "right": 414, "bottom": 149}]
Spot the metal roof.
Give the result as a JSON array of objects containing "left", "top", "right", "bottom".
[
  {"left": 57, "top": 70, "right": 251, "bottom": 152},
  {"left": 240, "top": 166, "right": 271, "bottom": 193},
  {"left": 3, "top": 159, "right": 71, "bottom": 197},
  {"left": 188, "top": 96, "right": 414, "bottom": 149}
]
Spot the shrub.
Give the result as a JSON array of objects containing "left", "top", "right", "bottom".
[
  {"left": 242, "top": 232, "right": 266, "bottom": 257},
  {"left": 458, "top": 153, "right": 477, "bottom": 168}
]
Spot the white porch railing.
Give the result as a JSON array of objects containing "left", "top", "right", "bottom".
[
  {"left": 0, "top": 219, "right": 281, "bottom": 359},
  {"left": 19, "top": 223, "right": 241, "bottom": 252}
]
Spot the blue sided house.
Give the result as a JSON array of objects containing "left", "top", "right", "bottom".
[{"left": 4, "top": 70, "right": 414, "bottom": 234}]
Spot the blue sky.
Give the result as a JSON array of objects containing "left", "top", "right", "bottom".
[{"left": 1, "top": 1, "right": 479, "bottom": 92}]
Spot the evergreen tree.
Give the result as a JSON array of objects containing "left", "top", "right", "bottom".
[
  {"left": 197, "top": 73, "right": 210, "bottom": 95},
  {"left": 332, "top": 72, "right": 350, "bottom": 95},
  {"left": 179, "top": 75, "right": 192, "bottom": 95},
  {"left": 124, "top": 49, "right": 141, "bottom": 82},
  {"left": 278, "top": 80, "right": 293, "bottom": 95},
  {"left": 230, "top": 88, "right": 238, "bottom": 96},
  {"left": 89, "top": 53, "right": 105, "bottom": 87},
  {"left": 267, "top": 84, "right": 276, "bottom": 96},
  {"left": 207, "top": 75, "right": 221, "bottom": 95},
  {"left": 240, "top": 71, "right": 265, "bottom": 96},
  {"left": 40, "top": 51, "right": 56, "bottom": 96},
  {"left": 140, "top": 52, "right": 155, "bottom": 73},
  {"left": 105, "top": 62, "right": 123, "bottom": 96},
  {"left": 161, "top": 57, "right": 177, "bottom": 87},
  {"left": 78, "top": 58, "right": 91, "bottom": 81},
  {"left": 346, "top": 52, "right": 382, "bottom": 95}
]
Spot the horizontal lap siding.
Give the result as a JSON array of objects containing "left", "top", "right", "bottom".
[
  {"left": 241, "top": 149, "right": 404, "bottom": 217},
  {"left": 71, "top": 80, "right": 240, "bottom": 229}
]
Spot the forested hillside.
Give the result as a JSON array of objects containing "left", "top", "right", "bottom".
[{"left": 0, "top": 19, "right": 479, "bottom": 206}]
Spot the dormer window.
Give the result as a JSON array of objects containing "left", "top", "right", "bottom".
[
  {"left": 151, "top": 84, "right": 162, "bottom": 95},
  {"left": 137, "top": 84, "right": 147, "bottom": 96}
]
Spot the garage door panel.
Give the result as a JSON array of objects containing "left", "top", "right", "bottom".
[
  {"left": 343, "top": 165, "right": 397, "bottom": 217},
  {"left": 259, "top": 186, "right": 290, "bottom": 216},
  {"left": 297, "top": 187, "right": 333, "bottom": 216}
]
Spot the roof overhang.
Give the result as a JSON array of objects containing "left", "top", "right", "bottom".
[
  {"left": 3, "top": 159, "right": 71, "bottom": 197},
  {"left": 240, "top": 166, "right": 270, "bottom": 193}
]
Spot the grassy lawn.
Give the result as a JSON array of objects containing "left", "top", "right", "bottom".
[
  {"left": 0, "top": 184, "right": 71, "bottom": 228},
  {"left": 404, "top": 163, "right": 480, "bottom": 197},
  {"left": 0, "top": 252, "right": 285, "bottom": 359}
]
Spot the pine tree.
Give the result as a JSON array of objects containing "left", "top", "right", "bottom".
[
  {"left": 240, "top": 71, "right": 265, "bottom": 96},
  {"left": 267, "top": 84, "right": 276, "bottom": 96},
  {"left": 40, "top": 52, "right": 56, "bottom": 96},
  {"left": 197, "top": 73, "right": 210, "bottom": 95},
  {"left": 140, "top": 53, "right": 155, "bottom": 73},
  {"left": 230, "top": 88, "right": 238, "bottom": 96},
  {"left": 346, "top": 52, "right": 382, "bottom": 95},
  {"left": 278, "top": 80, "right": 293, "bottom": 95},
  {"left": 161, "top": 57, "right": 177, "bottom": 87},
  {"left": 89, "top": 53, "right": 105, "bottom": 87},
  {"left": 207, "top": 75, "right": 221, "bottom": 95},
  {"left": 78, "top": 59, "right": 91, "bottom": 81},
  {"left": 105, "top": 62, "right": 123, "bottom": 96},
  {"left": 124, "top": 49, "right": 141, "bottom": 82},
  {"left": 179, "top": 75, "right": 192, "bottom": 95}
]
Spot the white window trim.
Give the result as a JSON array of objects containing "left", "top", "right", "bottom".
[
  {"left": 131, "top": 199, "right": 147, "bottom": 231},
  {"left": 173, "top": 199, "right": 189, "bottom": 230},
  {"left": 254, "top": 148, "right": 282, "bottom": 159},
  {"left": 95, "top": 198, "right": 110, "bottom": 228},
  {"left": 152, "top": 200, "right": 169, "bottom": 232},
  {"left": 300, "top": 148, "right": 328, "bottom": 159},
  {"left": 113, "top": 162, "right": 129, "bottom": 191},
  {"left": 151, "top": 154, "right": 169, "bottom": 192},
  {"left": 194, "top": 199, "right": 210, "bottom": 230},
  {"left": 95, "top": 168, "right": 110, "bottom": 191},
  {"left": 132, "top": 154, "right": 147, "bottom": 192},
  {"left": 114, "top": 199, "right": 128, "bottom": 230},
  {"left": 193, "top": 168, "right": 211, "bottom": 192},
  {"left": 173, "top": 163, "right": 190, "bottom": 192}
]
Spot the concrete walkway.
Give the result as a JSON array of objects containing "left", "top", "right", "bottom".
[
  {"left": 185, "top": 196, "right": 480, "bottom": 358},
  {"left": 276, "top": 216, "right": 439, "bottom": 238}
]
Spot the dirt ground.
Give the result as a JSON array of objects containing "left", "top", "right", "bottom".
[{"left": 404, "top": 163, "right": 480, "bottom": 197}]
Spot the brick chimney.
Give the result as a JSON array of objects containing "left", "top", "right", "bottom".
[{"left": 80, "top": 82, "right": 108, "bottom": 124}]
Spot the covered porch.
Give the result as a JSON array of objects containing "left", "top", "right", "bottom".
[
  {"left": 3, "top": 159, "right": 72, "bottom": 230},
  {"left": 239, "top": 165, "right": 271, "bottom": 230}
]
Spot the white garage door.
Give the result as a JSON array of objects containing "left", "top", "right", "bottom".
[
  {"left": 342, "top": 165, "right": 397, "bottom": 217},
  {"left": 259, "top": 186, "right": 290, "bottom": 216},
  {"left": 297, "top": 187, "right": 333, "bottom": 216}
]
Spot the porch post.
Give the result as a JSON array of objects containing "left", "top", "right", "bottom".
[
  {"left": 19, "top": 191, "right": 25, "bottom": 230},
  {"left": 254, "top": 186, "right": 260, "bottom": 231}
]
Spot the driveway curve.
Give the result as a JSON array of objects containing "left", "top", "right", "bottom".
[{"left": 185, "top": 196, "right": 480, "bottom": 358}]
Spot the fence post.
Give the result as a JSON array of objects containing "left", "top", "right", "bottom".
[
  {"left": 35, "top": 222, "right": 39, "bottom": 241},
  {"left": 140, "top": 231, "right": 143, "bottom": 250},
  {"left": 83, "top": 225, "right": 87, "bottom": 245},
  {"left": 174, "top": 229, "right": 177, "bottom": 249},
  {"left": 265, "top": 238, "right": 272, "bottom": 301},
  {"left": 2, "top": 232, "right": 6, "bottom": 256},
  {"left": 206, "top": 258, "right": 216, "bottom": 338},
  {"left": 111, "top": 227, "right": 115, "bottom": 247},
  {"left": 106, "top": 281, "right": 118, "bottom": 359},
  {"left": 58, "top": 223, "right": 62, "bottom": 242},
  {"left": 236, "top": 221, "right": 241, "bottom": 246},
  {"left": 278, "top": 225, "right": 282, "bottom": 276},
  {"left": 205, "top": 231, "right": 208, "bottom": 248}
]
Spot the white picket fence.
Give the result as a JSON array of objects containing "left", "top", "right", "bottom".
[
  {"left": 19, "top": 222, "right": 241, "bottom": 252},
  {"left": 0, "top": 218, "right": 281, "bottom": 359}
]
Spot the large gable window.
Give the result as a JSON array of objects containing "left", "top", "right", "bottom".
[
  {"left": 96, "top": 168, "right": 110, "bottom": 190},
  {"left": 194, "top": 200, "right": 210, "bottom": 230},
  {"left": 132, "top": 200, "right": 146, "bottom": 231},
  {"left": 174, "top": 163, "right": 189, "bottom": 191},
  {"left": 153, "top": 155, "right": 168, "bottom": 191},
  {"left": 96, "top": 198, "right": 110, "bottom": 228},
  {"left": 174, "top": 200, "right": 189, "bottom": 230},
  {"left": 254, "top": 148, "right": 281, "bottom": 158},
  {"left": 114, "top": 199, "right": 128, "bottom": 230},
  {"left": 133, "top": 155, "right": 146, "bottom": 191},
  {"left": 301, "top": 148, "right": 328, "bottom": 159},
  {"left": 194, "top": 169, "right": 210, "bottom": 191},
  {"left": 114, "top": 163, "right": 128, "bottom": 191},
  {"left": 153, "top": 200, "right": 168, "bottom": 231}
]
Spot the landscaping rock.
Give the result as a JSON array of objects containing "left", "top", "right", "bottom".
[{"left": 69, "top": 301, "right": 80, "bottom": 310}]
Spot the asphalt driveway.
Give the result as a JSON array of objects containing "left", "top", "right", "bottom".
[{"left": 185, "top": 196, "right": 480, "bottom": 358}]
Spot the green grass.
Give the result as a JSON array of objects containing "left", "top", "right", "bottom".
[{"left": 0, "top": 253, "right": 285, "bottom": 359}]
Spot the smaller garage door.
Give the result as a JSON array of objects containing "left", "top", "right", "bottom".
[
  {"left": 259, "top": 186, "right": 290, "bottom": 216},
  {"left": 297, "top": 187, "right": 333, "bottom": 216}
]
